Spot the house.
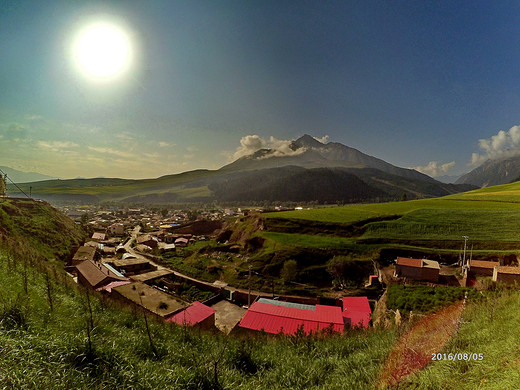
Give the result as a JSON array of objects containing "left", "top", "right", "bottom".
[
  {"left": 493, "top": 266, "right": 520, "bottom": 285},
  {"left": 468, "top": 259, "right": 500, "bottom": 277},
  {"left": 107, "top": 223, "right": 124, "bottom": 236},
  {"left": 109, "top": 258, "right": 155, "bottom": 276},
  {"left": 136, "top": 234, "right": 158, "bottom": 249},
  {"left": 91, "top": 232, "right": 106, "bottom": 241},
  {"left": 111, "top": 282, "right": 187, "bottom": 318},
  {"left": 130, "top": 269, "right": 175, "bottom": 284},
  {"left": 342, "top": 296, "right": 371, "bottom": 328},
  {"left": 166, "top": 301, "right": 216, "bottom": 329},
  {"left": 238, "top": 298, "right": 345, "bottom": 335},
  {"left": 395, "top": 257, "right": 440, "bottom": 283},
  {"left": 76, "top": 260, "right": 127, "bottom": 289},
  {"left": 174, "top": 237, "right": 189, "bottom": 247},
  {"left": 71, "top": 245, "right": 96, "bottom": 266}
]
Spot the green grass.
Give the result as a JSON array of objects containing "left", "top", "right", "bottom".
[
  {"left": 261, "top": 232, "right": 357, "bottom": 250},
  {"left": 387, "top": 285, "right": 481, "bottom": 314},
  {"left": 401, "top": 289, "right": 520, "bottom": 389}
]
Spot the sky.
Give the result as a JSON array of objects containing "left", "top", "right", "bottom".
[{"left": 2, "top": 1, "right": 520, "bottom": 179}]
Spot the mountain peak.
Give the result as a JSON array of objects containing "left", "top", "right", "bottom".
[{"left": 293, "top": 134, "right": 325, "bottom": 148}]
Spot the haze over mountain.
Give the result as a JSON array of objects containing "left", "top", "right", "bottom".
[
  {"left": 0, "top": 166, "right": 56, "bottom": 183},
  {"left": 455, "top": 155, "right": 520, "bottom": 187}
]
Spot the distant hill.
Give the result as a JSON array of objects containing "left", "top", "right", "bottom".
[
  {"left": 455, "top": 155, "right": 520, "bottom": 187},
  {"left": 0, "top": 165, "right": 56, "bottom": 183}
]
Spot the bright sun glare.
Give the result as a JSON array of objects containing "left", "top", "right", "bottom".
[{"left": 73, "top": 21, "right": 132, "bottom": 80}]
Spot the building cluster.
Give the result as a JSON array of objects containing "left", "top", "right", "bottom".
[
  {"left": 67, "top": 236, "right": 218, "bottom": 330},
  {"left": 66, "top": 234, "right": 373, "bottom": 335},
  {"left": 394, "top": 256, "right": 520, "bottom": 286}
]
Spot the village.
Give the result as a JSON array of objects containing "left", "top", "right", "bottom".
[
  {"left": 62, "top": 204, "right": 520, "bottom": 337},
  {"left": 64, "top": 205, "right": 374, "bottom": 335}
]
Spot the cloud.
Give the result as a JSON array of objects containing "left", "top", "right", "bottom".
[
  {"left": 313, "top": 135, "right": 329, "bottom": 144},
  {"left": 38, "top": 140, "right": 79, "bottom": 152},
  {"left": 158, "top": 141, "right": 171, "bottom": 147},
  {"left": 87, "top": 146, "right": 134, "bottom": 159},
  {"left": 470, "top": 125, "right": 520, "bottom": 166},
  {"left": 232, "top": 135, "right": 267, "bottom": 159},
  {"left": 232, "top": 135, "right": 308, "bottom": 160},
  {"left": 414, "top": 161, "right": 455, "bottom": 177}
]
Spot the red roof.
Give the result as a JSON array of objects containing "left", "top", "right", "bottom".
[
  {"left": 342, "top": 297, "right": 371, "bottom": 328},
  {"left": 396, "top": 257, "right": 423, "bottom": 268},
  {"left": 166, "top": 301, "right": 216, "bottom": 326},
  {"left": 239, "top": 301, "right": 344, "bottom": 335}
]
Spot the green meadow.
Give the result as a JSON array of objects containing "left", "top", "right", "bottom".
[{"left": 262, "top": 183, "right": 520, "bottom": 256}]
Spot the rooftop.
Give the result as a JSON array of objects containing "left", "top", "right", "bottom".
[{"left": 112, "top": 282, "right": 186, "bottom": 317}]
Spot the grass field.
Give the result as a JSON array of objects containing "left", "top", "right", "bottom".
[{"left": 262, "top": 184, "right": 520, "bottom": 256}]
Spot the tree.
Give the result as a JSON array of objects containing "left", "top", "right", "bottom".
[{"left": 280, "top": 260, "right": 298, "bottom": 284}]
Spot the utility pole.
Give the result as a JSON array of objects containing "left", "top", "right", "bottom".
[
  {"left": 462, "top": 235, "right": 469, "bottom": 273},
  {"left": 248, "top": 265, "right": 252, "bottom": 307}
]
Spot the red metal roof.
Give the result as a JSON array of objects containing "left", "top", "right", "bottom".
[
  {"left": 342, "top": 296, "right": 371, "bottom": 328},
  {"left": 166, "top": 301, "right": 216, "bottom": 326},
  {"left": 238, "top": 301, "right": 344, "bottom": 335}
]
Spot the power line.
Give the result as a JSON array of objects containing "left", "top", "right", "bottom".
[{"left": 0, "top": 167, "right": 31, "bottom": 199}]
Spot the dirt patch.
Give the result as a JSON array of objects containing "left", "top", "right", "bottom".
[{"left": 377, "top": 302, "right": 463, "bottom": 389}]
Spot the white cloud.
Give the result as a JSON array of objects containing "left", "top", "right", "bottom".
[
  {"left": 470, "top": 124, "right": 520, "bottom": 166},
  {"left": 232, "top": 135, "right": 267, "bottom": 159},
  {"left": 158, "top": 141, "right": 170, "bottom": 147},
  {"left": 313, "top": 135, "right": 329, "bottom": 144},
  {"left": 231, "top": 135, "right": 309, "bottom": 160},
  {"left": 414, "top": 161, "right": 455, "bottom": 177}
]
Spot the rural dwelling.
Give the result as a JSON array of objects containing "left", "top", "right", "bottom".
[
  {"left": 468, "top": 259, "right": 500, "bottom": 277},
  {"left": 394, "top": 257, "right": 440, "bottom": 283},
  {"left": 136, "top": 234, "right": 158, "bottom": 248},
  {"left": 342, "top": 297, "right": 372, "bottom": 328},
  {"left": 111, "top": 282, "right": 187, "bottom": 318},
  {"left": 109, "top": 258, "right": 155, "bottom": 276},
  {"left": 107, "top": 223, "right": 124, "bottom": 236},
  {"left": 237, "top": 298, "right": 344, "bottom": 335},
  {"left": 493, "top": 266, "right": 520, "bottom": 285},
  {"left": 166, "top": 301, "right": 216, "bottom": 329},
  {"left": 76, "top": 260, "right": 127, "bottom": 289},
  {"left": 91, "top": 232, "right": 106, "bottom": 241},
  {"left": 129, "top": 269, "right": 175, "bottom": 284},
  {"left": 71, "top": 245, "right": 96, "bottom": 266},
  {"left": 174, "top": 237, "right": 189, "bottom": 247}
]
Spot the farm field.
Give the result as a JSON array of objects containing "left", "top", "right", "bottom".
[{"left": 262, "top": 183, "right": 520, "bottom": 256}]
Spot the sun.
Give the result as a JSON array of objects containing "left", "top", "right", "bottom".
[{"left": 73, "top": 21, "right": 132, "bottom": 81}]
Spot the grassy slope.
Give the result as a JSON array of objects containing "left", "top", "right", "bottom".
[
  {"left": 401, "top": 289, "right": 520, "bottom": 389},
  {"left": 263, "top": 183, "right": 520, "bottom": 255},
  {"left": 0, "top": 199, "right": 397, "bottom": 390},
  {"left": 7, "top": 169, "right": 218, "bottom": 201}
]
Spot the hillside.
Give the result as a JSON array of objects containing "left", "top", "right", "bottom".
[{"left": 0, "top": 198, "right": 85, "bottom": 260}]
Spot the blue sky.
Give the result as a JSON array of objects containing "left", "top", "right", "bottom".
[{"left": 2, "top": 1, "right": 520, "bottom": 179}]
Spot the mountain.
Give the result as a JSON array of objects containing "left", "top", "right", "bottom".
[
  {"left": 455, "top": 155, "right": 520, "bottom": 187},
  {"left": 220, "top": 134, "right": 437, "bottom": 183},
  {"left": 6, "top": 135, "right": 476, "bottom": 204},
  {"left": 0, "top": 166, "right": 56, "bottom": 183}
]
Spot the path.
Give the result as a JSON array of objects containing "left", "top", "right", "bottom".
[{"left": 377, "top": 301, "right": 464, "bottom": 389}]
